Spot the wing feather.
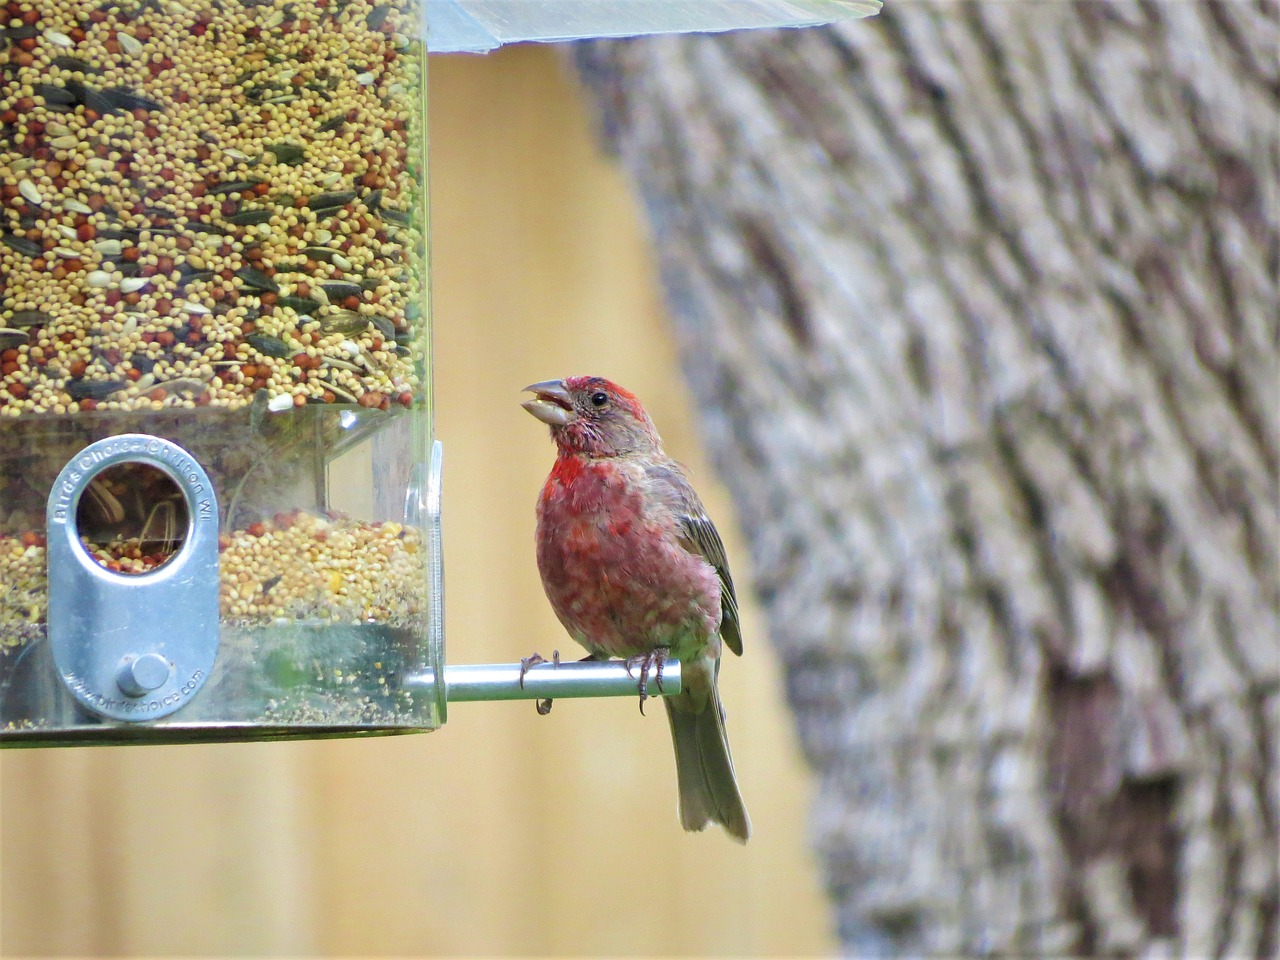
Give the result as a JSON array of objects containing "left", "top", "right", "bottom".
[
  {"left": 643, "top": 459, "right": 743, "bottom": 656},
  {"left": 677, "top": 514, "right": 743, "bottom": 657}
]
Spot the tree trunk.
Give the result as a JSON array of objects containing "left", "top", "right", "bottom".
[{"left": 573, "top": 3, "right": 1278, "bottom": 956}]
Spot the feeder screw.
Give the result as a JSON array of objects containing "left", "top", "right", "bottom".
[{"left": 116, "top": 653, "right": 172, "bottom": 698}]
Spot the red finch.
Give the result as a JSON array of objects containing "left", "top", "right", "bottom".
[{"left": 522, "top": 376, "right": 750, "bottom": 843}]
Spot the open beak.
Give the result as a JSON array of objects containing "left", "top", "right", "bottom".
[{"left": 521, "top": 379, "right": 575, "bottom": 427}]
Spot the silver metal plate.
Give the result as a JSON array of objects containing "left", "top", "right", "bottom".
[{"left": 46, "top": 435, "right": 221, "bottom": 722}]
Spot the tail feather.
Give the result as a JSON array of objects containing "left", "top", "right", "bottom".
[{"left": 665, "top": 683, "right": 751, "bottom": 843}]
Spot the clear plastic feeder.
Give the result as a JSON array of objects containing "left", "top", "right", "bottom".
[{"left": 0, "top": 0, "right": 440, "bottom": 743}]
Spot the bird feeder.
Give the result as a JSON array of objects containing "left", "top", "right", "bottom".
[{"left": 0, "top": 0, "right": 878, "bottom": 746}]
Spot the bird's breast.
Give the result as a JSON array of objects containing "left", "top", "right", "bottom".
[{"left": 535, "top": 460, "right": 720, "bottom": 659}]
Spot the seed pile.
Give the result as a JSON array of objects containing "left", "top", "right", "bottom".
[
  {"left": 0, "top": 0, "right": 425, "bottom": 416},
  {"left": 0, "top": 509, "right": 429, "bottom": 647}
]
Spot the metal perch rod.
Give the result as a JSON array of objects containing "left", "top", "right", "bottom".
[{"left": 405, "top": 658, "right": 682, "bottom": 703}]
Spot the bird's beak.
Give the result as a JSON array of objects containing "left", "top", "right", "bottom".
[{"left": 522, "top": 380, "right": 575, "bottom": 427}]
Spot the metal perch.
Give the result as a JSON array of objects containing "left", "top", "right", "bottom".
[{"left": 406, "top": 658, "right": 682, "bottom": 703}]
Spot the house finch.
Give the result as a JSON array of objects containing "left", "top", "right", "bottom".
[{"left": 522, "top": 376, "right": 750, "bottom": 843}]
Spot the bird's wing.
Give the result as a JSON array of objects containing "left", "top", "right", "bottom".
[
  {"left": 677, "top": 513, "right": 743, "bottom": 657},
  {"left": 644, "top": 461, "right": 743, "bottom": 657}
]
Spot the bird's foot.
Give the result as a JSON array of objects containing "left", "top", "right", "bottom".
[
  {"left": 518, "top": 649, "right": 560, "bottom": 688},
  {"left": 624, "top": 647, "right": 669, "bottom": 715},
  {"left": 519, "top": 650, "right": 560, "bottom": 716}
]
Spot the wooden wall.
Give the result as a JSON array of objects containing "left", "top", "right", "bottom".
[{"left": 0, "top": 47, "right": 835, "bottom": 957}]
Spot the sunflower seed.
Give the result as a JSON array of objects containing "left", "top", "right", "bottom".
[
  {"left": 34, "top": 82, "right": 76, "bottom": 106},
  {"left": 53, "top": 246, "right": 81, "bottom": 259},
  {"left": 120, "top": 277, "right": 150, "bottom": 293},
  {"left": 44, "top": 29, "right": 73, "bottom": 46},
  {"left": 227, "top": 208, "right": 272, "bottom": 226},
  {"left": 302, "top": 245, "right": 337, "bottom": 264},
  {"left": 58, "top": 225, "right": 79, "bottom": 240},
  {"left": 53, "top": 55, "right": 102, "bottom": 74},
  {"left": 181, "top": 301, "right": 210, "bottom": 315},
  {"left": 309, "top": 190, "right": 355, "bottom": 212},
  {"left": 208, "top": 179, "right": 261, "bottom": 195},
  {"left": 237, "top": 266, "right": 278, "bottom": 292},
  {"left": 6, "top": 310, "right": 50, "bottom": 328},
  {"left": 1, "top": 234, "right": 42, "bottom": 258},
  {"left": 355, "top": 72, "right": 374, "bottom": 86},
  {"left": 98, "top": 85, "right": 163, "bottom": 113},
  {"left": 0, "top": 328, "right": 28, "bottom": 348},
  {"left": 266, "top": 142, "right": 305, "bottom": 165},
  {"left": 118, "top": 32, "right": 143, "bottom": 55},
  {"left": 279, "top": 295, "right": 321, "bottom": 314},
  {"left": 321, "top": 281, "right": 361, "bottom": 301},
  {"left": 369, "top": 315, "right": 395, "bottom": 339},
  {"left": 176, "top": 268, "right": 214, "bottom": 286},
  {"left": 93, "top": 238, "right": 122, "bottom": 257},
  {"left": 66, "top": 379, "right": 127, "bottom": 401},
  {"left": 266, "top": 392, "right": 294, "bottom": 412},
  {"left": 247, "top": 334, "right": 292, "bottom": 358},
  {"left": 63, "top": 199, "right": 93, "bottom": 215},
  {"left": 86, "top": 270, "right": 113, "bottom": 287}
]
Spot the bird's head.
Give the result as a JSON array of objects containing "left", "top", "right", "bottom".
[{"left": 522, "top": 376, "right": 661, "bottom": 458}]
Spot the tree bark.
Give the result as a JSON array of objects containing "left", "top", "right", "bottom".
[{"left": 573, "top": 2, "right": 1278, "bottom": 956}]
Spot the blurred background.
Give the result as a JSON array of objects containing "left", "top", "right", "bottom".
[{"left": 1, "top": 47, "right": 835, "bottom": 957}]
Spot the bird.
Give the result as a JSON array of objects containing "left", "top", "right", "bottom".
[{"left": 521, "top": 375, "right": 750, "bottom": 842}]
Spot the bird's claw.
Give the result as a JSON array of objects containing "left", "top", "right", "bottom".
[
  {"left": 518, "top": 649, "right": 560, "bottom": 688},
  {"left": 624, "top": 648, "right": 669, "bottom": 715},
  {"left": 519, "top": 650, "right": 560, "bottom": 716}
]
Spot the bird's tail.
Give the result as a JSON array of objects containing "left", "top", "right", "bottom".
[{"left": 665, "top": 669, "right": 750, "bottom": 843}]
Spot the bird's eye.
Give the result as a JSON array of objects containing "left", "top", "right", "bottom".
[{"left": 589, "top": 391, "right": 609, "bottom": 407}]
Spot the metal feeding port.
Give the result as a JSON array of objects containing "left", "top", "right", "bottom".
[{"left": 47, "top": 435, "right": 220, "bottom": 721}]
